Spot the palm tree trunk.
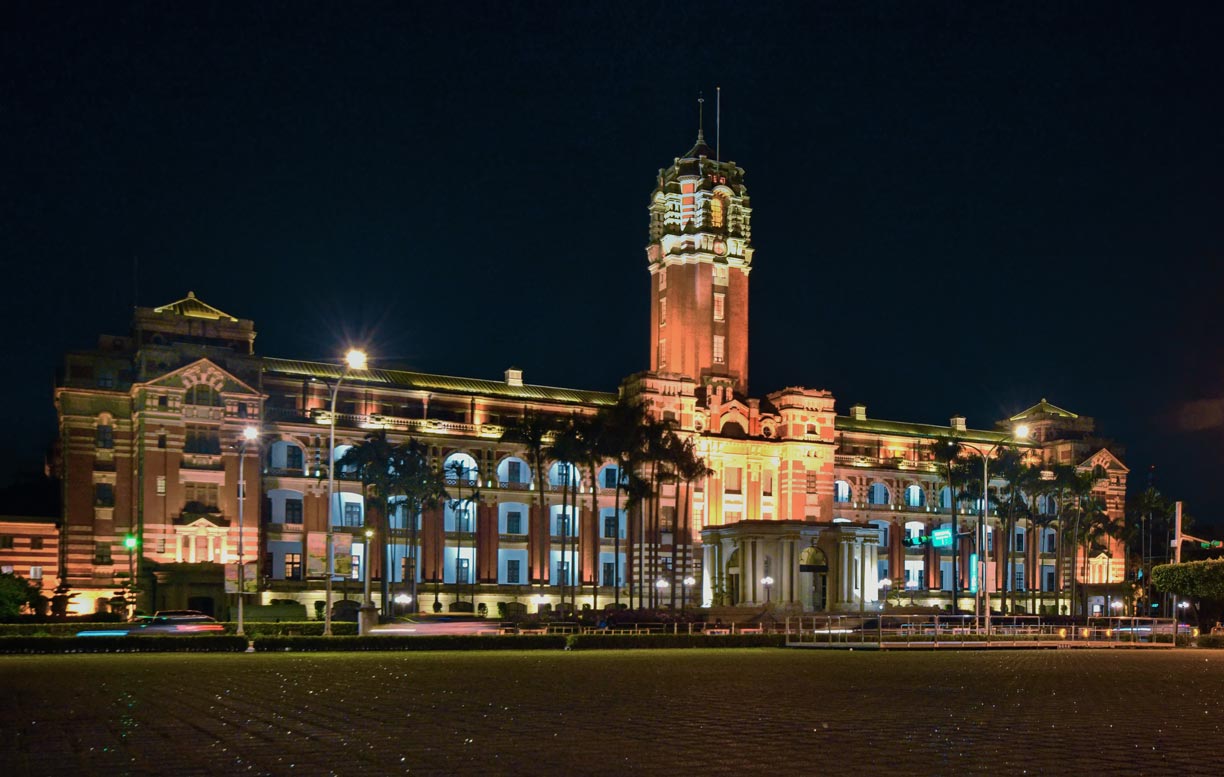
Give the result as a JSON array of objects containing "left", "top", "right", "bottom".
[{"left": 613, "top": 463, "right": 622, "bottom": 607}]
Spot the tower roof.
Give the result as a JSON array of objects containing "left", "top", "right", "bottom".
[
  {"left": 682, "top": 130, "right": 716, "bottom": 160},
  {"left": 1009, "top": 398, "right": 1079, "bottom": 422},
  {"left": 152, "top": 291, "right": 239, "bottom": 322}
]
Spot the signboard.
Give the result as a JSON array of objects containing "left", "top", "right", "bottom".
[
  {"left": 225, "top": 561, "right": 261, "bottom": 594},
  {"left": 969, "top": 553, "right": 979, "bottom": 593},
  {"left": 306, "top": 532, "right": 327, "bottom": 577},
  {"left": 334, "top": 533, "right": 353, "bottom": 578},
  {"left": 224, "top": 561, "right": 238, "bottom": 593},
  {"left": 931, "top": 528, "right": 953, "bottom": 548}
]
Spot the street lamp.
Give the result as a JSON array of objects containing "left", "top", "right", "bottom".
[
  {"left": 236, "top": 425, "right": 259, "bottom": 637},
  {"left": 682, "top": 576, "right": 696, "bottom": 610},
  {"left": 363, "top": 528, "right": 375, "bottom": 605},
  {"left": 761, "top": 575, "right": 774, "bottom": 604},
  {"left": 325, "top": 348, "right": 368, "bottom": 637},
  {"left": 534, "top": 593, "right": 550, "bottom": 614},
  {"left": 959, "top": 423, "right": 1030, "bottom": 635}
]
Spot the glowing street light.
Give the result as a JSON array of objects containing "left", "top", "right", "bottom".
[
  {"left": 761, "top": 575, "right": 774, "bottom": 603},
  {"left": 325, "top": 348, "right": 369, "bottom": 637},
  {"left": 236, "top": 425, "right": 259, "bottom": 637},
  {"left": 682, "top": 576, "right": 696, "bottom": 610},
  {"left": 363, "top": 528, "right": 375, "bottom": 605}
]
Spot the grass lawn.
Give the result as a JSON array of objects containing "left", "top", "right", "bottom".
[{"left": 1, "top": 649, "right": 1221, "bottom": 775}]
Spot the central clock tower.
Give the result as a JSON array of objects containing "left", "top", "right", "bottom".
[{"left": 646, "top": 130, "right": 753, "bottom": 394}]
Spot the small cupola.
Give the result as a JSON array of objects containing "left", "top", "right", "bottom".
[
  {"left": 849, "top": 404, "right": 867, "bottom": 421},
  {"left": 950, "top": 415, "right": 967, "bottom": 432},
  {"left": 505, "top": 367, "right": 523, "bottom": 387}
]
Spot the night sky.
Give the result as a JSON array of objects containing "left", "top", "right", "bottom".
[{"left": 4, "top": 3, "right": 1223, "bottom": 523}]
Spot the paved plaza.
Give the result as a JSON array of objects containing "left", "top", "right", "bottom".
[{"left": 1, "top": 649, "right": 1221, "bottom": 775}]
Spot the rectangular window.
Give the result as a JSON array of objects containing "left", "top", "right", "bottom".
[
  {"left": 285, "top": 553, "right": 302, "bottom": 580},
  {"left": 343, "top": 502, "right": 362, "bottom": 527},
  {"left": 713, "top": 264, "right": 728, "bottom": 286},
  {"left": 658, "top": 269, "right": 666, "bottom": 291},
  {"left": 1044, "top": 532, "right": 1055, "bottom": 553},
  {"left": 237, "top": 403, "right": 248, "bottom": 418},
  {"left": 185, "top": 425, "right": 220, "bottom": 454},
  {"left": 507, "top": 559, "right": 521, "bottom": 584},
  {"left": 712, "top": 335, "right": 725, "bottom": 364},
  {"left": 507, "top": 460, "right": 522, "bottom": 483},
  {"left": 724, "top": 467, "right": 742, "bottom": 493},
  {"left": 1013, "top": 563, "right": 1026, "bottom": 592},
  {"left": 158, "top": 395, "right": 169, "bottom": 408},
  {"left": 286, "top": 447, "right": 304, "bottom": 471},
  {"left": 604, "top": 515, "right": 618, "bottom": 539},
  {"left": 457, "top": 557, "right": 470, "bottom": 584},
  {"left": 29, "top": 566, "right": 42, "bottom": 580},
  {"left": 506, "top": 511, "right": 523, "bottom": 535},
  {"left": 183, "top": 482, "right": 219, "bottom": 510},
  {"left": 713, "top": 293, "right": 725, "bottom": 321},
  {"left": 658, "top": 297, "right": 667, "bottom": 326},
  {"left": 94, "top": 482, "right": 115, "bottom": 507},
  {"left": 602, "top": 466, "right": 619, "bottom": 488},
  {"left": 0, "top": 536, "right": 12, "bottom": 550},
  {"left": 603, "top": 561, "right": 616, "bottom": 587},
  {"left": 1014, "top": 530, "right": 1025, "bottom": 552},
  {"left": 285, "top": 499, "right": 304, "bottom": 524},
  {"left": 556, "top": 561, "right": 570, "bottom": 586},
  {"left": 31, "top": 537, "right": 44, "bottom": 550},
  {"left": 763, "top": 472, "right": 773, "bottom": 496},
  {"left": 94, "top": 542, "right": 113, "bottom": 565},
  {"left": 157, "top": 539, "right": 166, "bottom": 553},
  {"left": 351, "top": 556, "right": 361, "bottom": 581},
  {"left": 96, "top": 425, "right": 114, "bottom": 449},
  {"left": 156, "top": 475, "right": 166, "bottom": 495},
  {"left": 658, "top": 338, "right": 667, "bottom": 368}
]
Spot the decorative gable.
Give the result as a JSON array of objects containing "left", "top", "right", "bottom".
[{"left": 143, "top": 358, "right": 261, "bottom": 397}]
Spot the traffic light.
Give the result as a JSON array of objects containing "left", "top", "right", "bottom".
[
  {"left": 123, "top": 534, "right": 138, "bottom": 551},
  {"left": 903, "top": 534, "right": 932, "bottom": 547},
  {"left": 1200, "top": 540, "right": 1223, "bottom": 549}
]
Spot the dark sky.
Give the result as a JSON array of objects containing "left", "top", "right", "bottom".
[{"left": 4, "top": 2, "right": 1224, "bottom": 523}]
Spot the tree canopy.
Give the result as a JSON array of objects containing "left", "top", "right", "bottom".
[{"left": 1151, "top": 560, "right": 1224, "bottom": 601}]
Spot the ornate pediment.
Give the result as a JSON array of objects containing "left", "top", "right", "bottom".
[
  {"left": 1081, "top": 448, "right": 1128, "bottom": 474},
  {"left": 174, "top": 512, "right": 231, "bottom": 528},
  {"left": 143, "top": 358, "right": 260, "bottom": 397}
]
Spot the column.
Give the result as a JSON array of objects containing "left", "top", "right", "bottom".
[{"left": 702, "top": 542, "right": 715, "bottom": 607}]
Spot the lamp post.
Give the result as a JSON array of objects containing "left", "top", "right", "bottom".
[
  {"left": 325, "top": 348, "right": 368, "bottom": 637},
  {"left": 761, "top": 575, "right": 774, "bottom": 604},
  {"left": 236, "top": 425, "right": 259, "bottom": 637},
  {"left": 363, "top": 528, "right": 374, "bottom": 605},
  {"left": 682, "top": 576, "right": 695, "bottom": 611},
  {"left": 958, "top": 424, "right": 1029, "bottom": 635}
]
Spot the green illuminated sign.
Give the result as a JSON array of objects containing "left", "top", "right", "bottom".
[{"left": 932, "top": 528, "right": 953, "bottom": 548}]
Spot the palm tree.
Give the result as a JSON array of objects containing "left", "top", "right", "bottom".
[
  {"left": 927, "top": 436, "right": 963, "bottom": 610},
  {"left": 670, "top": 436, "right": 712, "bottom": 609},
  {"left": 386, "top": 440, "right": 448, "bottom": 616},
  {"left": 622, "top": 472, "right": 652, "bottom": 608},
  {"left": 546, "top": 417, "right": 584, "bottom": 614},
  {"left": 596, "top": 399, "right": 647, "bottom": 608},
  {"left": 570, "top": 412, "right": 607, "bottom": 610},
  {"left": 444, "top": 454, "right": 481, "bottom": 612},
  {"left": 1063, "top": 464, "right": 1107, "bottom": 616},
  {"left": 500, "top": 411, "right": 556, "bottom": 586},
  {"left": 338, "top": 431, "right": 396, "bottom": 607},
  {"left": 641, "top": 417, "right": 677, "bottom": 608}
]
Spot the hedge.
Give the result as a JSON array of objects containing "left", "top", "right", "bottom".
[
  {"left": 565, "top": 633, "right": 786, "bottom": 650},
  {"left": 253, "top": 634, "right": 567, "bottom": 652},
  {"left": 0, "top": 620, "right": 357, "bottom": 638},
  {"left": 1196, "top": 634, "right": 1224, "bottom": 649},
  {"left": 0, "top": 635, "right": 249, "bottom": 654}
]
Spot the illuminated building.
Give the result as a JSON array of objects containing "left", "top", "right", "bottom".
[{"left": 50, "top": 133, "right": 1129, "bottom": 618}]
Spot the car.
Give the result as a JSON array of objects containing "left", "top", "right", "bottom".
[{"left": 77, "top": 611, "right": 224, "bottom": 637}]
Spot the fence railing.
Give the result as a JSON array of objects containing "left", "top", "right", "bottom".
[{"left": 783, "top": 614, "right": 1182, "bottom": 648}]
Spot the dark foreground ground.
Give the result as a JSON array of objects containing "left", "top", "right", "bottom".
[{"left": 1, "top": 649, "right": 1221, "bottom": 776}]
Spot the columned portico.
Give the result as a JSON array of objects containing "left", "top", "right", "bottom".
[{"left": 701, "top": 520, "right": 881, "bottom": 611}]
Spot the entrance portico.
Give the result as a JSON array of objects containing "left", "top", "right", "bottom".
[{"left": 701, "top": 520, "right": 881, "bottom": 612}]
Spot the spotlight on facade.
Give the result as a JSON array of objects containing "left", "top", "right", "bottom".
[
  {"left": 242, "top": 425, "right": 258, "bottom": 441},
  {"left": 394, "top": 594, "right": 412, "bottom": 605},
  {"left": 655, "top": 579, "right": 669, "bottom": 589}
]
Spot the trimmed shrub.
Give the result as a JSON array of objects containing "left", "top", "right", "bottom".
[
  {"left": 565, "top": 633, "right": 786, "bottom": 650},
  {"left": 0, "top": 635, "right": 248, "bottom": 654},
  {"left": 1195, "top": 634, "right": 1224, "bottom": 649},
  {"left": 253, "top": 634, "right": 567, "bottom": 652}
]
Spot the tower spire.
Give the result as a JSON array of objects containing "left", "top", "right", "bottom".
[{"left": 696, "top": 93, "right": 705, "bottom": 144}]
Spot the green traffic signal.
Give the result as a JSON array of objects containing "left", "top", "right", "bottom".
[{"left": 123, "top": 534, "right": 138, "bottom": 550}]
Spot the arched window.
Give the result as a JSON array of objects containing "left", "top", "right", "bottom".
[
  {"left": 497, "top": 456, "right": 531, "bottom": 487},
  {"left": 710, "top": 194, "right": 726, "bottom": 228},
  {"left": 904, "top": 521, "right": 925, "bottom": 543},
  {"left": 904, "top": 484, "right": 925, "bottom": 508},
  {"left": 867, "top": 482, "right": 890, "bottom": 505},
  {"left": 548, "top": 461, "right": 580, "bottom": 488},
  {"left": 834, "top": 480, "right": 852, "bottom": 503},
  {"left": 443, "top": 452, "right": 479, "bottom": 484},
  {"left": 938, "top": 487, "right": 952, "bottom": 510},
  {"left": 869, "top": 519, "right": 890, "bottom": 547}
]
